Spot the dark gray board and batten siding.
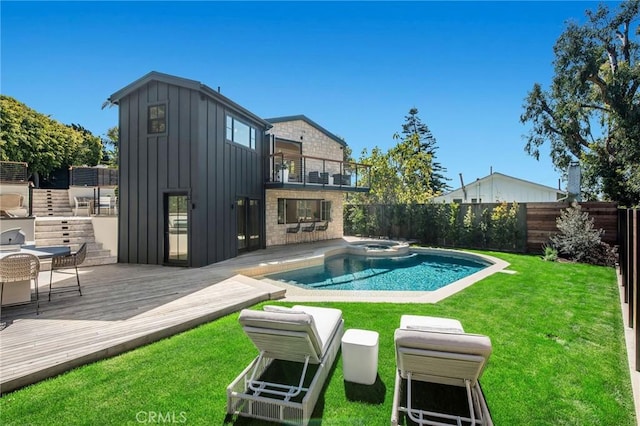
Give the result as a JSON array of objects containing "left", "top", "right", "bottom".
[{"left": 113, "top": 73, "right": 269, "bottom": 267}]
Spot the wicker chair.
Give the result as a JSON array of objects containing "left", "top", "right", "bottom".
[
  {"left": 0, "top": 253, "right": 41, "bottom": 315},
  {"left": 49, "top": 243, "right": 86, "bottom": 301}
]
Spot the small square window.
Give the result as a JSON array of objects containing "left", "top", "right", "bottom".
[{"left": 148, "top": 105, "right": 166, "bottom": 134}]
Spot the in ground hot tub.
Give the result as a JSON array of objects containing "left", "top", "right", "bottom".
[{"left": 347, "top": 240, "right": 410, "bottom": 257}]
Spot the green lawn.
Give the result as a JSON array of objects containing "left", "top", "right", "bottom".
[{"left": 0, "top": 252, "right": 636, "bottom": 425}]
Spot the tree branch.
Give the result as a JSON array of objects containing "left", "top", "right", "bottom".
[{"left": 579, "top": 104, "right": 612, "bottom": 113}]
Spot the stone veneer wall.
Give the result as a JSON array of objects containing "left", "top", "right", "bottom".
[
  {"left": 269, "top": 120, "right": 344, "bottom": 162},
  {"left": 265, "top": 189, "right": 344, "bottom": 246}
]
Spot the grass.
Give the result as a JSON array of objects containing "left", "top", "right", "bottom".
[{"left": 0, "top": 251, "right": 636, "bottom": 425}]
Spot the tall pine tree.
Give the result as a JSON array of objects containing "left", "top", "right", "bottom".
[{"left": 400, "top": 108, "right": 451, "bottom": 195}]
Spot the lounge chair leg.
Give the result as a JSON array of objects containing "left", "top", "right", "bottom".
[
  {"left": 247, "top": 352, "right": 311, "bottom": 399},
  {"left": 404, "top": 372, "right": 481, "bottom": 426}
]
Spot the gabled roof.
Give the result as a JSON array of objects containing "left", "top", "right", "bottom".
[
  {"left": 440, "top": 172, "right": 566, "bottom": 196},
  {"left": 265, "top": 115, "right": 347, "bottom": 147},
  {"left": 107, "top": 71, "right": 272, "bottom": 129}
]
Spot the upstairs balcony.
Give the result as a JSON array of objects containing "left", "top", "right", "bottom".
[{"left": 265, "top": 153, "right": 370, "bottom": 192}]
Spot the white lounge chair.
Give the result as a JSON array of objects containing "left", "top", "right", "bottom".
[
  {"left": 391, "top": 315, "right": 494, "bottom": 426},
  {"left": 227, "top": 305, "right": 344, "bottom": 425}
]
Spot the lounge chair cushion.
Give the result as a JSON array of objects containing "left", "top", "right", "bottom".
[
  {"left": 263, "top": 305, "right": 306, "bottom": 314},
  {"left": 400, "top": 315, "right": 464, "bottom": 332},
  {"left": 293, "top": 305, "right": 343, "bottom": 355},
  {"left": 405, "top": 325, "right": 466, "bottom": 334},
  {"left": 239, "top": 309, "right": 324, "bottom": 356},
  {"left": 395, "top": 328, "right": 492, "bottom": 359}
]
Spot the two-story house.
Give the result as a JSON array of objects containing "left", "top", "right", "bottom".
[{"left": 107, "top": 71, "right": 369, "bottom": 268}]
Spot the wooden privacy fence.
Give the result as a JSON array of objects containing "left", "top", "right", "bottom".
[
  {"left": 526, "top": 202, "right": 619, "bottom": 253},
  {"left": 618, "top": 208, "right": 639, "bottom": 372}
]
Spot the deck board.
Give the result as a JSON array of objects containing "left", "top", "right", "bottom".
[{"left": 0, "top": 240, "right": 339, "bottom": 394}]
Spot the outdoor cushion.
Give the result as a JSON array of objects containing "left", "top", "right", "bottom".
[
  {"left": 292, "top": 305, "right": 343, "bottom": 355},
  {"left": 405, "top": 325, "right": 467, "bottom": 334},
  {"left": 394, "top": 328, "right": 492, "bottom": 359},
  {"left": 400, "top": 314, "right": 464, "bottom": 332},
  {"left": 238, "top": 309, "right": 324, "bottom": 356},
  {"left": 262, "top": 305, "right": 305, "bottom": 314}
]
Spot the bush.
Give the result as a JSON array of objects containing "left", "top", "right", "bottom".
[
  {"left": 541, "top": 244, "right": 558, "bottom": 262},
  {"left": 550, "top": 203, "right": 616, "bottom": 266}
]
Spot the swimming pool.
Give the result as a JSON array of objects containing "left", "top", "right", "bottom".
[{"left": 265, "top": 252, "right": 489, "bottom": 291}]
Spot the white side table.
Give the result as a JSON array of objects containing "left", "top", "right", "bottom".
[{"left": 341, "top": 328, "right": 379, "bottom": 385}]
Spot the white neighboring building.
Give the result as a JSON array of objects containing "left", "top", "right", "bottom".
[{"left": 431, "top": 172, "right": 567, "bottom": 203}]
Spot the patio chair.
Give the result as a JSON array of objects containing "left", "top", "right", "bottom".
[
  {"left": 73, "top": 197, "right": 91, "bottom": 216},
  {"left": 391, "top": 315, "right": 493, "bottom": 426},
  {"left": 98, "top": 196, "right": 115, "bottom": 215},
  {"left": 286, "top": 220, "right": 302, "bottom": 244},
  {"left": 48, "top": 243, "right": 86, "bottom": 301},
  {"left": 0, "top": 253, "right": 41, "bottom": 316},
  {"left": 227, "top": 305, "right": 344, "bottom": 425}
]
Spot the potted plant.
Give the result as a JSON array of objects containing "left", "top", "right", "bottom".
[{"left": 276, "top": 160, "right": 290, "bottom": 182}]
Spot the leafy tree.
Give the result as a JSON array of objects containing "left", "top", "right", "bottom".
[
  {"left": 0, "top": 95, "right": 103, "bottom": 185},
  {"left": 389, "top": 132, "right": 435, "bottom": 203},
  {"left": 521, "top": 0, "right": 640, "bottom": 206},
  {"left": 355, "top": 146, "right": 402, "bottom": 204},
  {"left": 68, "top": 123, "right": 103, "bottom": 166},
  {"left": 399, "top": 108, "right": 450, "bottom": 195},
  {"left": 102, "top": 126, "right": 119, "bottom": 166},
  {"left": 353, "top": 108, "right": 450, "bottom": 205}
]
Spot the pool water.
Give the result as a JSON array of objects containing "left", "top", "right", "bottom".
[{"left": 265, "top": 253, "right": 488, "bottom": 291}]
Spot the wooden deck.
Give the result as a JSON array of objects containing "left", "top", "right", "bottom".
[{"left": 0, "top": 240, "right": 344, "bottom": 394}]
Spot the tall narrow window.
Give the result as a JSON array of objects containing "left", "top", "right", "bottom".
[{"left": 148, "top": 104, "right": 166, "bottom": 134}]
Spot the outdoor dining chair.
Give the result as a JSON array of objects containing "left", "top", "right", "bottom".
[
  {"left": 301, "top": 221, "right": 316, "bottom": 242},
  {"left": 286, "top": 220, "right": 301, "bottom": 244},
  {"left": 49, "top": 243, "right": 86, "bottom": 301},
  {"left": 98, "top": 196, "right": 115, "bottom": 215},
  {"left": 0, "top": 253, "right": 41, "bottom": 316},
  {"left": 315, "top": 221, "right": 329, "bottom": 240}
]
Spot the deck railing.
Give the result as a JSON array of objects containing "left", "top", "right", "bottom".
[
  {"left": 70, "top": 166, "right": 118, "bottom": 187},
  {"left": 266, "top": 153, "right": 370, "bottom": 189},
  {"left": 0, "top": 161, "right": 28, "bottom": 183}
]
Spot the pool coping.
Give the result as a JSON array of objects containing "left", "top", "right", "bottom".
[{"left": 238, "top": 244, "right": 511, "bottom": 303}]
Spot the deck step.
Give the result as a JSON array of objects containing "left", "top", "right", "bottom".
[
  {"left": 31, "top": 189, "right": 74, "bottom": 217},
  {"left": 33, "top": 216, "right": 114, "bottom": 267}
]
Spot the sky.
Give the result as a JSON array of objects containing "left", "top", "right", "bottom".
[{"left": 1, "top": 1, "right": 608, "bottom": 192}]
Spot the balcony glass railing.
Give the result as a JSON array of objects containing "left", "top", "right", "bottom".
[{"left": 266, "top": 153, "right": 370, "bottom": 189}]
